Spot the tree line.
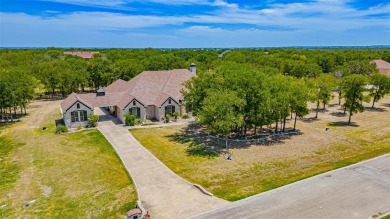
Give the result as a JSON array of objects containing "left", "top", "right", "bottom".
[
  {"left": 183, "top": 62, "right": 390, "bottom": 147},
  {"left": 0, "top": 48, "right": 389, "bottom": 122}
]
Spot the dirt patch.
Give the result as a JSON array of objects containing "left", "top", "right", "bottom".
[{"left": 41, "top": 185, "right": 52, "bottom": 197}]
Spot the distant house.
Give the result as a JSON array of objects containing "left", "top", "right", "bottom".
[
  {"left": 371, "top": 59, "right": 390, "bottom": 76},
  {"left": 127, "top": 208, "right": 142, "bottom": 219},
  {"left": 63, "top": 51, "right": 99, "bottom": 60},
  {"left": 60, "top": 65, "right": 196, "bottom": 127}
]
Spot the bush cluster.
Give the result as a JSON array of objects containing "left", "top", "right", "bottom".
[{"left": 55, "top": 125, "right": 68, "bottom": 134}]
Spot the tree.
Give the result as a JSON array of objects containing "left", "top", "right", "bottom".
[
  {"left": 268, "top": 74, "right": 291, "bottom": 132},
  {"left": 289, "top": 79, "right": 310, "bottom": 130},
  {"left": 111, "top": 59, "right": 144, "bottom": 81},
  {"left": 342, "top": 75, "right": 367, "bottom": 123},
  {"left": 369, "top": 73, "right": 390, "bottom": 108},
  {"left": 198, "top": 90, "right": 244, "bottom": 148},
  {"left": 307, "top": 74, "right": 337, "bottom": 118},
  {"left": 348, "top": 60, "right": 375, "bottom": 75}
]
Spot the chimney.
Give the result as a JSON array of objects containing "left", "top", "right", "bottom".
[
  {"left": 190, "top": 63, "right": 196, "bottom": 74},
  {"left": 96, "top": 87, "right": 105, "bottom": 96}
]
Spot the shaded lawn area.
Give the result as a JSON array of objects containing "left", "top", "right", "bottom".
[
  {"left": 131, "top": 121, "right": 390, "bottom": 201},
  {"left": 0, "top": 104, "right": 137, "bottom": 218}
]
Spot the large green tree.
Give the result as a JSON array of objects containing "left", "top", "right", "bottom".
[
  {"left": 369, "top": 73, "right": 390, "bottom": 108},
  {"left": 308, "top": 74, "right": 338, "bottom": 118},
  {"left": 198, "top": 90, "right": 245, "bottom": 148},
  {"left": 342, "top": 74, "right": 367, "bottom": 123}
]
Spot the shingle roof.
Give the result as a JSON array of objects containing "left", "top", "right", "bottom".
[
  {"left": 77, "top": 92, "right": 125, "bottom": 108},
  {"left": 117, "top": 93, "right": 140, "bottom": 109},
  {"left": 125, "top": 69, "right": 194, "bottom": 106},
  {"left": 105, "top": 79, "right": 129, "bottom": 92},
  {"left": 61, "top": 69, "right": 194, "bottom": 112},
  {"left": 127, "top": 208, "right": 141, "bottom": 217},
  {"left": 63, "top": 51, "right": 99, "bottom": 59},
  {"left": 371, "top": 59, "right": 390, "bottom": 75},
  {"left": 60, "top": 92, "right": 93, "bottom": 112}
]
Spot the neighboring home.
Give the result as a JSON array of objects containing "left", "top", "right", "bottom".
[
  {"left": 371, "top": 59, "right": 390, "bottom": 76},
  {"left": 60, "top": 64, "right": 196, "bottom": 127},
  {"left": 126, "top": 208, "right": 142, "bottom": 219},
  {"left": 63, "top": 51, "right": 99, "bottom": 60}
]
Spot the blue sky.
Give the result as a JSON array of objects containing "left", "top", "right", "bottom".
[{"left": 0, "top": 0, "right": 389, "bottom": 48}]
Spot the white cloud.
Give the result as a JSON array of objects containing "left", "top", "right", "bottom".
[
  {"left": 1, "top": 0, "right": 390, "bottom": 47},
  {"left": 41, "top": 0, "right": 233, "bottom": 7}
]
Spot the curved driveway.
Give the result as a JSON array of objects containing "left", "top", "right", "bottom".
[{"left": 95, "top": 108, "right": 227, "bottom": 219}]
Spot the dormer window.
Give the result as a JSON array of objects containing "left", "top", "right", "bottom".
[
  {"left": 168, "top": 99, "right": 171, "bottom": 104},
  {"left": 77, "top": 103, "right": 80, "bottom": 109},
  {"left": 133, "top": 100, "right": 136, "bottom": 106}
]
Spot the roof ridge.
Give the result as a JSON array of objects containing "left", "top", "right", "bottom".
[
  {"left": 161, "top": 70, "right": 174, "bottom": 93},
  {"left": 76, "top": 94, "right": 93, "bottom": 109}
]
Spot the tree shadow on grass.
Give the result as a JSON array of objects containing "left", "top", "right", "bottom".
[
  {"left": 365, "top": 107, "right": 387, "bottom": 112},
  {"left": 301, "top": 117, "right": 320, "bottom": 123},
  {"left": 327, "top": 121, "right": 359, "bottom": 127},
  {"left": 381, "top": 103, "right": 390, "bottom": 108},
  {"left": 168, "top": 123, "right": 302, "bottom": 158},
  {"left": 310, "top": 108, "right": 329, "bottom": 113},
  {"left": 328, "top": 103, "right": 340, "bottom": 108},
  {"left": 330, "top": 112, "right": 347, "bottom": 117},
  {"left": 167, "top": 123, "right": 222, "bottom": 158}
]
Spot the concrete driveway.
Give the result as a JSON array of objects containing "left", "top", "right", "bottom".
[
  {"left": 191, "top": 154, "right": 390, "bottom": 219},
  {"left": 95, "top": 108, "right": 227, "bottom": 219}
]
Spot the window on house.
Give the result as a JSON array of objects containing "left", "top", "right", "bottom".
[
  {"left": 168, "top": 99, "right": 171, "bottom": 104},
  {"left": 130, "top": 107, "right": 140, "bottom": 118},
  {"left": 71, "top": 110, "right": 87, "bottom": 122},
  {"left": 165, "top": 105, "right": 175, "bottom": 116},
  {"left": 133, "top": 100, "right": 136, "bottom": 106},
  {"left": 77, "top": 103, "right": 80, "bottom": 109}
]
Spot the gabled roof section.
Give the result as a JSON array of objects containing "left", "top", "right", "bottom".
[
  {"left": 60, "top": 92, "right": 93, "bottom": 112},
  {"left": 105, "top": 79, "right": 128, "bottom": 92},
  {"left": 371, "top": 59, "right": 390, "bottom": 75},
  {"left": 117, "top": 93, "right": 145, "bottom": 109},
  {"left": 125, "top": 69, "right": 194, "bottom": 106}
]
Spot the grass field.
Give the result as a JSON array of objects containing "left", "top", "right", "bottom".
[
  {"left": 0, "top": 101, "right": 137, "bottom": 218},
  {"left": 130, "top": 96, "right": 390, "bottom": 201}
]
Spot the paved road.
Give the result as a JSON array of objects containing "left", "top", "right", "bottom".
[
  {"left": 95, "top": 108, "right": 227, "bottom": 219},
  {"left": 191, "top": 154, "right": 390, "bottom": 219}
]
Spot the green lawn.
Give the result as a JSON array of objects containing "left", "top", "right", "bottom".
[
  {"left": 0, "top": 107, "right": 137, "bottom": 218},
  {"left": 130, "top": 123, "right": 390, "bottom": 201}
]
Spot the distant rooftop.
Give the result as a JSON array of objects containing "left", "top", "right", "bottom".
[
  {"left": 63, "top": 51, "right": 99, "bottom": 60},
  {"left": 371, "top": 59, "right": 390, "bottom": 76}
]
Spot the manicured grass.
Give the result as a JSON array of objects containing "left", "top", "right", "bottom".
[
  {"left": 131, "top": 122, "right": 390, "bottom": 201},
  {"left": 0, "top": 103, "right": 137, "bottom": 218}
]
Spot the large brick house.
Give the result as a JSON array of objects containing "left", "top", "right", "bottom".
[{"left": 60, "top": 65, "right": 196, "bottom": 127}]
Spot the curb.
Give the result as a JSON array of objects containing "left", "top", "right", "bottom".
[{"left": 193, "top": 184, "right": 213, "bottom": 196}]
